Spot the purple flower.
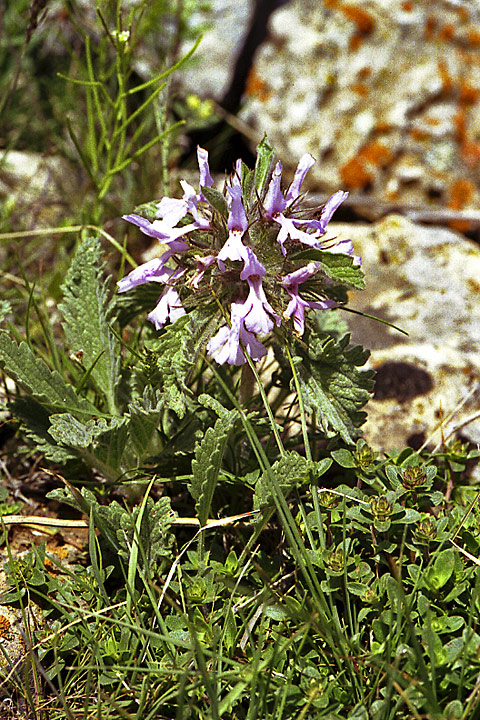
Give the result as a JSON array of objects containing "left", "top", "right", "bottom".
[
  {"left": 117, "top": 254, "right": 185, "bottom": 293},
  {"left": 207, "top": 303, "right": 267, "bottom": 365},
  {"left": 285, "top": 153, "right": 315, "bottom": 203},
  {"left": 240, "top": 274, "right": 281, "bottom": 334},
  {"left": 123, "top": 213, "right": 199, "bottom": 244},
  {"left": 282, "top": 263, "right": 338, "bottom": 335},
  {"left": 147, "top": 286, "right": 186, "bottom": 330},
  {"left": 217, "top": 185, "right": 250, "bottom": 270},
  {"left": 191, "top": 254, "right": 216, "bottom": 289},
  {"left": 197, "top": 146, "right": 214, "bottom": 198}
]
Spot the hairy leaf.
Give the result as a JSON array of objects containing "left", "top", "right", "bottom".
[
  {"left": 0, "top": 332, "right": 96, "bottom": 416},
  {"left": 95, "top": 497, "right": 176, "bottom": 567},
  {"left": 293, "top": 333, "right": 374, "bottom": 444},
  {"left": 254, "top": 451, "right": 310, "bottom": 510},
  {"left": 12, "top": 397, "right": 77, "bottom": 462},
  {"left": 58, "top": 235, "right": 119, "bottom": 413},
  {"left": 48, "top": 413, "right": 128, "bottom": 479},
  {"left": 190, "top": 403, "right": 239, "bottom": 526},
  {"left": 295, "top": 250, "right": 365, "bottom": 289}
]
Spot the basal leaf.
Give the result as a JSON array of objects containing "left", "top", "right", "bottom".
[
  {"left": 12, "top": 397, "right": 77, "bottom": 462},
  {"left": 190, "top": 407, "right": 239, "bottom": 527},
  {"left": 0, "top": 331, "right": 96, "bottom": 416},
  {"left": 293, "top": 333, "right": 374, "bottom": 444},
  {"left": 58, "top": 235, "right": 119, "bottom": 414}
]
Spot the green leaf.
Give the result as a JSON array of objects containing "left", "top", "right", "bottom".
[
  {"left": 48, "top": 413, "right": 128, "bottom": 479},
  {"left": 201, "top": 186, "right": 228, "bottom": 218},
  {"left": 254, "top": 451, "right": 310, "bottom": 509},
  {"left": 12, "top": 397, "right": 76, "bottom": 462},
  {"left": 189, "top": 404, "right": 239, "bottom": 526},
  {"left": 425, "top": 549, "right": 455, "bottom": 590},
  {"left": 0, "top": 331, "right": 96, "bottom": 416},
  {"left": 254, "top": 135, "right": 275, "bottom": 198},
  {"left": 147, "top": 309, "right": 213, "bottom": 418},
  {"left": 331, "top": 448, "right": 356, "bottom": 468},
  {"left": 293, "top": 333, "right": 374, "bottom": 444},
  {"left": 294, "top": 250, "right": 365, "bottom": 289},
  {"left": 58, "top": 236, "right": 119, "bottom": 414}
]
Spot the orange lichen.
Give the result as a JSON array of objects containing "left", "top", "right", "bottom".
[
  {"left": 340, "top": 4, "right": 375, "bottom": 34},
  {"left": 454, "top": 109, "right": 467, "bottom": 144},
  {"left": 340, "top": 157, "right": 373, "bottom": 189},
  {"left": 374, "top": 121, "right": 393, "bottom": 133},
  {"left": 438, "top": 58, "right": 453, "bottom": 93},
  {"left": 461, "top": 141, "right": 480, "bottom": 168},
  {"left": 360, "top": 141, "right": 393, "bottom": 166},
  {"left": 401, "top": 1, "right": 413, "bottom": 11},
  {"left": 358, "top": 66, "right": 372, "bottom": 80},
  {"left": 351, "top": 82, "right": 369, "bottom": 96},
  {"left": 409, "top": 128, "right": 429, "bottom": 141},
  {"left": 459, "top": 80, "right": 479, "bottom": 105},
  {"left": 349, "top": 34, "right": 364, "bottom": 52},
  {"left": 245, "top": 67, "right": 270, "bottom": 102},
  {"left": 448, "top": 178, "right": 475, "bottom": 231},
  {"left": 424, "top": 15, "right": 437, "bottom": 41},
  {"left": 0, "top": 615, "right": 11, "bottom": 639},
  {"left": 438, "top": 24, "right": 455, "bottom": 42},
  {"left": 340, "top": 141, "right": 393, "bottom": 190},
  {"left": 467, "top": 28, "right": 480, "bottom": 47}
]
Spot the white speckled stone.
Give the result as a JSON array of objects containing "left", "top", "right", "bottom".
[{"left": 331, "top": 214, "right": 480, "bottom": 451}]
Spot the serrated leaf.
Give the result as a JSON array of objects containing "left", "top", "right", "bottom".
[
  {"left": 294, "top": 333, "right": 374, "bottom": 444},
  {"left": 12, "top": 397, "right": 77, "bottom": 462},
  {"left": 201, "top": 186, "right": 228, "bottom": 218},
  {"left": 295, "top": 250, "right": 365, "bottom": 289},
  {"left": 48, "top": 413, "right": 128, "bottom": 479},
  {"left": 58, "top": 236, "right": 119, "bottom": 413},
  {"left": 0, "top": 331, "right": 96, "bottom": 416},
  {"left": 254, "top": 451, "right": 310, "bottom": 509},
  {"left": 190, "top": 408, "right": 239, "bottom": 526},
  {"left": 149, "top": 309, "right": 213, "bottom": 417}
]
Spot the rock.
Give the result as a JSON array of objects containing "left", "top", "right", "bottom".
[
  {"left": 331, "top": 215, "right": 480, "bottom": 452},
  {"left": 0, "top": 150, "right": 78, "bottom": 228},
  {"left": 240, "top": 0, "right": 480, "bottom": 222}
]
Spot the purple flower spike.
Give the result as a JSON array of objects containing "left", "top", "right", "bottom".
[
  {"left": 286, "top": 153, "right": 315, "bottom": 203},
  {"left": 304, "top": 190, "right": 348, "bottom": 235},
  {"left": 264, "top": 162, "right": 287, "bottom": 217},
  {"left": 148, "top": 286, "right": 186, "bottom": 330},
  {"left": 207, "top": 304, "right": 267, "bottom": 365}
]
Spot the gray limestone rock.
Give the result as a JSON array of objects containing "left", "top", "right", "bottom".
[
  {"left": 240, "top": 0, "right": 480, "bottom": 218},
  {"left": 332, "top": 214, "right": 480, "bottom": 452}
]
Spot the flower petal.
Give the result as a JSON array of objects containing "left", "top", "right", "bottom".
[
  {"left": 264, "top": 161, "right": 287, "bottom": 217},
  {"left": 147, "top": 287, "right": 185, "bottom": 330},
  {"left": 286, "top": 153, "right": 315, "bottom": 203}
]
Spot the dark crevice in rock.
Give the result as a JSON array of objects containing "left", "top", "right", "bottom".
[
  {"left": 181, "top": 0, "right": 290, "bottom": 172},
  {"left": 373, "top": 361, "right": 434, "bottom": 402}
]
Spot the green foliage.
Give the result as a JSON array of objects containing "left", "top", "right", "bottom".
[
  {"left": 291, "top": 332, "right": 374, "bottom": 444},
  {"left": 59, "top": 235, "right": 119, "bottom": 414},
  {"left": 189, "top": 395, "right": 239, "bottom": 526}
]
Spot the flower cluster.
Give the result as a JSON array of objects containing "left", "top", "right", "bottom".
[{"left": 117, "top": 144, "right": 360, "bottom": 365}]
